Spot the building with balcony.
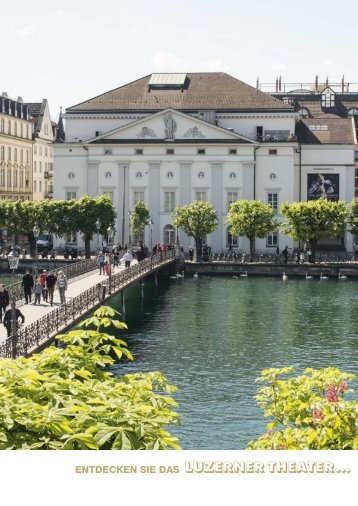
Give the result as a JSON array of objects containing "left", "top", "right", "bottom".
[
  {"left": 0, "top": 93, "right": 33, "bottom": 201},
  {"left": 53, "top": 72, "right": 357, "bottom": 253},
  {"left": 26, "top": 99, "right": 55, "bottom": 200}
]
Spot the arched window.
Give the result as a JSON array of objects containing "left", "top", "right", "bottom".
[
  {"left": 20, "top": 149, "right": 23, "bottom": 163},
  {"left": 20, "top": 170, "right": 24, "bottom": 187},
  {"left": 0, "top": 118, "right": 4, "bottom": 133},
  {"left": 26, "top": 150, "right": 29, "bottom": 163},
  {"left": 14, "top": 122, "right": 17, "bottom": 136},
  {"left": 7, "top": 120, "right": 10, "bottom": 134},
  {"left": 26, "top": 125, "right": 29, "bottom": 138},
  {"left": 348, "top": 108, "right": 358, "bottom": 116},
  {"left": 20, "top": 124, "right": 23, "bottom": 138},
  {"left": 7, "top": 147, "right": 11, "bottom": 162},
  {"left": 0, "top": 169, "right": 4, "bottom": 186},
  {"left": 14, "top": 170, "right": 18, "bottom": 187},
  {"left": 227, "top": 226, "right": 238, "bottom": 247},
  {"left": 7, "top": 169, "right": 11, "bottom": 187},
  {"left": 298, "top": 107, "right": 310, "bottom": 118},
  {"left": 0, "top": 146, "right": 4, "bottom": 161},
  {"left": 163, "top": 224, "right": 175, "bottom": 245},
  {"left": 14, "top": 148, "right": 17, "bottom": 163}
]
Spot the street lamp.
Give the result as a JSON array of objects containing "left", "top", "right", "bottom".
[
  {"left": 95, "top": 218, "right": 101, "bottom": 253},
  {"left": 148, "top": 219, "right": 153, "bottom": 250},
  {"left": 33, "top": 222, "right": 40, "bottom": 276},
  {"left": 7, "top": 247, "right": 20, "bottom": 356},
  {"left": 107, "top": 225, "right": 114, "bottom": 294}
]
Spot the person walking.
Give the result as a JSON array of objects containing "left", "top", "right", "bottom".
[
  {"left": 98, "top": 251, "right": 105, "bottom": 275},
  {"left": 122, "top": 250, "right": 133, "bottom": 268},
  {"left": 22, "top": 269, "right": 34, "bottom": 304},
  {"left": 33, "top": 278, "right": 43, "bottom": 305},
  {"left": 3, "top": 302, "right": 25, "bottom": 337},
  {"left": 57, "top": 270, "right": 68, "bottom": 304},
  {"left": 0, "top": 284, "right": 10, "bottom": 323},
  {"left": 40, "top": 269, "right": 48, "bottom": 302},
  {"left": 282, "top": 246, "right": 289, "bottom": 264},
  {"left": 46, "top": 271, "right": 57, "bottom": 306},
  {"left": 188, "top": 247, "right": 194, "bottom": 262}
]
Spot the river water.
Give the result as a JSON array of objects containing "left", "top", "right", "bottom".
[{"left": 107, "top": 275, "right": 358, "bottom": 450}]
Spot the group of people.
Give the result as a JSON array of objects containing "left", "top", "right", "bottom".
[
  {"left": 22, "top": 269, "right": 68, "bottom": 306},
  {"left": 278, "top": 246, "right": 313, "bottom": 264}
]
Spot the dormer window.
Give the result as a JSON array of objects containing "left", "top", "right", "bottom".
[{"left": 321, "top": 88, "right": 335, "bottom": 108}]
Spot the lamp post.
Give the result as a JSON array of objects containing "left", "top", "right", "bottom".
[
  {"left": 107, "top": 225, "right": 114, "bottom": 294},
  {"left": 148, "top": 219, "right": 153, "bottom": 251},
  {"left": 33, "top": 222, "right": 40, "bottom": 277},
  {"left": 7, "top": 247, "right": 20, "bottom": 357},
  {"left": 95, "top": 218, "right": 101, "bottom": 254}
]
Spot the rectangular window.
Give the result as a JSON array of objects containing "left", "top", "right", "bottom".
[
  {"left": 66, "top": 232, "right": 77, "bottom": 244},
  {"left": 39, "top": 181, "right": 42, "bottom": 192},
  {"left": 197, "top": 148, "right": 206, "bottom": 155},
  {"left": 164, "top": 191, "right": 175, "bottom": 213},
  {"left": 227, "top": 191, "right": 238, "bottom": 211},
  {"left": 39, "top": 162, "right": 42, "bottom": 173},
  {"left": 135, "top": 149, "right": 143, "bottom": 155},
  {"left": 34, "top": 144, "right": 37, "bottom": 155},
  {"left": 269, "top": 149, "right": 277, "bottom": 155},
  {"left": 268, "top": 193, "right": 278, "bottom": 213},
  {"left": 39, "top": 146, "right": 42, "bottom": 156},
  {"left": 34, "top": 161, "right": 37, "bottom": 172},
  {"left": 229, "top": 149, "right": 237, "bottom": 155},
  {"left": 45, "top": 147, "right": 48, "bottom": 156},
  {"left": 134, "top": 191, "right": 144, "bottom": 204},
  {"left": 166, "top": 148, "right": 174, "bottom": 155},
  {"left": 266, "top": 231, "right": 278, "bottom": 247},
  {"left": 34, "top": 180, "right": 37, "bottom": 192},
  {"left": 264, "top": 130, "right": 290, "bottom": 141},
  {"left": 196, "top": 191, "right": 207, "bottom": 201},
  {"left": 67, "top": 191, "right": 76, "bottom": 199}
]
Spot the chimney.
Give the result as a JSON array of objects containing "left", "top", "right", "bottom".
[
  {"left": 279, "top": 75, "right": 282, "bottom": 92},
  {"left": 17, "top": 96, "right": 23, "bottom": 103},
  {"left": 275, "top": 78, "right": 278, "bottom": 92},
  {"left": 256, "top": 77, "right": 259, "bottom": 90},
  {"left": 341, "top": 75, "right": 345, "bottom": 93},
  {"left": 315, "top": 75, "right": 318, "bottom": 91},
  {"left": 2, "top": 92, "right": 8, "bottom": 98},
  {"left": 326, "top": 76, "right": 329, "bottom": 86}
]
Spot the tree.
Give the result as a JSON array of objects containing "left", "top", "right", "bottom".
[
  {"left": 129, "top": 201, "right": 150, "bottom": 243},
  {"left": 247, "top": 367, "right": 358, "bottom": 450},
  {"left": 73, "top": 195, "right": 116, "bottom": 257},
  {"left": 0, "top": 306, "right": 180, "bottom": 450},
  {"left": 226, "top": 200, "right": 278, "bottom": 261},
  {"left": 171, "top": 201, "right": 218, "bottom": 260},
  {"left": 281, "top": 200, "right": 347, "bottom": 262},
  {"left": 347, "top": 198, "right": 358, "bottom": 238}
]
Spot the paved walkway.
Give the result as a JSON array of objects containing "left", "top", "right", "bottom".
[{"left": 0, "top": 261, "right": 136, "bottom": 343}]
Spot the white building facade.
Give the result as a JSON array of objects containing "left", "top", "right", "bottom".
[{"left": 53, "top": 73, "right": 356, "bottom": 253}]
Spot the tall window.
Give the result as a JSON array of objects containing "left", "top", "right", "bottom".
[
  {"left": 268, "top": 193, "right": 278, "bottom": 213},
  {"left": 34, "top": 161, "right": 37, "bottom": 172},
  {"left": 66, "top": 232, "right": 77, "bottom": 244},
  {"left": 26, "top": 150, "right": 29, "bottom": 163},
  {"left": 133, "top": 191, "right": 144, "bottom": 204},
  {"left": 20, "top": 171, "right": 24, "bottom": 187},
  {"left": 20, "top": 149, "right": 23, "bottom": 163},
  {"left": 7, "top": 170, "right": 11, "bottom": 186},
  {"left": 39, "top": 146, "right": 42, "bottom": 156},
  {"left": 39, "top": 181, "right": 42, "bottom": 192},
  {"left": 20, "top": 124, "right": 23, "bottom": 138},
  {"left": 39, "top": 162, "right": 42, "bottom": 173},
  {"left": 164, "top": 191, "right": 175, "bottom": 213},
  {"left": 0, "top": 169, "right": 4, "bottom": 186},
  {"left": 227, "top": 191, "right": 238, "bottom": 211},
  {"left": 26, "top": 125, "right": 29, "bottom": 138},
  {"left": 227, "top": 226, "right": 238, "bottom": 247},
  {"left": 34, "top": 144, "right": 37, "bottom": 155},
  {"left": 34, "top": 180, "right": 37, "bottom": 192},
  {"left": 45, "top": 147, "right": 48, "bottom": 156},
  {"left": 14, "top": 123, "right": 17, "bottom": 137},
  {"left": 7, "top": 147, "right": 11, "bottom": 161},
  {"left": 0, "top": 119, "right": 4, "bottom": 133},
  {"left": 196, "top": 191, "right": 207, "bottom": 201},
  {"left": 321, "top": 91, "right": 335, "bottom": 108},
  {"left": 163, "top": 225, "right": 175, "bottom": 245},
  {"left": 14, "top": 170, "right": 18, "bottom": 187},
  {"left": 0, "top": 146, "right": 4, "bottom": 160},
  {"left": 14, "top": 149, "right": 18, "bottom": 163},
  {"left": 266, "top": 231, "right": 278, "bottom": 247},
  {"left": 67, "top": 191, "right": 76, "bottom": 199},
  {"left": 7, "top": 120, "right": 10, "bottom": 134}
]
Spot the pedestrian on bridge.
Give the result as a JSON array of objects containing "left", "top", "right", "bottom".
[
  {"left": 3, "top": 302, "right": 25, "bottom": 337},
  {"left": 98, "top": 251, "right": 105, "bottom": 275},
  {"left": 122, "top": 250, "right": 133, "bottom": 268},
  {"left": 46, "top": 271, "right": 57, "bottom": 306},
  {"left": 22, "top": 269, "right": 34, "bottom": 304},
  {"left": 0, "top": 284, "right": 9, "bottom": 323},
  {"left": 40, "top": 270, "right": 48, "bottom": 303},
  {"left": 57, "top": 271, "right": 68, "bottom": 304}
]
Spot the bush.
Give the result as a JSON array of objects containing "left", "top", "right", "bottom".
[
  {"left": 247, "top": 367, "right": 358, "bottom": 450},
  {"left": 0, "top": 306, "right": 180, "bottom": 450}
]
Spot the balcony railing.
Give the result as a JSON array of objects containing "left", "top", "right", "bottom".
[{"left": 44, "top": 171, "right": 53, "bottom": 179}]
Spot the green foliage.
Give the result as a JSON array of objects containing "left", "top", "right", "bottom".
[
  {"left": 247, "top": 367, "right": 358, "bottom": 450},
  {"left": 0, "top": 306, "right": 180, "bottom": 450},
  {"left": 171, "top": 201, "right": 218, "bottom": 254},
  {"left": 129, "top": 201, "right": 150, "bottom": 234},
  {"left": 347, "top": 198, "right": 358, "bottom": 236},
  {"left": 281, "top": 200, "right": 347, "bottom": 260},
  {"left": 226, "top": 200, "right": 278, "bottom": 258}
]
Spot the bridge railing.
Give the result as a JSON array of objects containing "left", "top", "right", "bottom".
[
  {"left": 0, "top": 250, "right": 175, "bottom": 359},
  {"left": 4, "top": 258, "right": 99, "bottom": 304}
]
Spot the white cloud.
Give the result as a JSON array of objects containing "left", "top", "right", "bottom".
[
  {"left": 270, "top": 62, "right": 287, "bottom": 71},
  {"left": 4, "top": 19, "right": 37, "bottom": 37},
  {"left": 198, "top": 58, "right": 230, "bottom": 72},
  {"left": 55, "top": 10, "right": 64, "bottom": 17},
  {"left": 150, "top": 51, "right": 185, "bottom": 71}
]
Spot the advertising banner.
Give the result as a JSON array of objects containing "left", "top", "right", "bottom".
[{"left": 307, "top": 173, "right": 340, "bottom": 201}]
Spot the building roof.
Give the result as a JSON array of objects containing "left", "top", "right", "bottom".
[
  {"left": 296, "top": 118, "right": 355, "bottom": 144},
  {"left": 25, "top": 100, "right": 47, "bottom": 134},
  {"left": 67, "top": 73, "right": 293, "bottom": 113}
]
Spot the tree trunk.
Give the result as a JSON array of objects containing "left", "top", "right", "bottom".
[
  {"left": 27, "top": 233, "right": 36, "bottom": 257},
  {"left": 194, "top": 236, "right": 202, "bottom": 263},
  {"left": 310, "top": 239, "right": 317, "bottom": 264},
  {"left": 249, "top": 237, "right": 255, "bottom": 262},
  {"left": 84, "top": 236, "right": 91, "bottom": 259}
]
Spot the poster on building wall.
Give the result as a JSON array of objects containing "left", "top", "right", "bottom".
[{"left": 307, "top": 173, "right": 340, "bottom": 201}]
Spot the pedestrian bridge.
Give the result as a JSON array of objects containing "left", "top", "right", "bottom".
[{"left": 0, "top": 251, "right": 175, "bottom": 359}]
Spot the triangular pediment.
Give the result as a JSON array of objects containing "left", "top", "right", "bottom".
[{"left": 86, "top": 109, "right": 257, "bottom": 144}]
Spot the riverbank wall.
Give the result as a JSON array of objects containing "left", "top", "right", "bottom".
[{"left": 184, "top": 261, "right": 358, "bottom": 278}]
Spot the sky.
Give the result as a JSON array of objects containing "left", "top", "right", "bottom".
[{"left": 1, "top": 0, "right": 357, "bottom": 121}]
